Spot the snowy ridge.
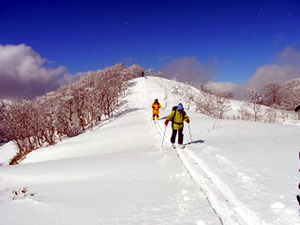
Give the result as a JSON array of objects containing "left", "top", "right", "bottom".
[
  {"left": 143, "top": 77, "right": 266, "bottom": 224},
  {"left": 144, "top": 77, "right": 299, "bottom": 225},
  {"left": 0, "top": 77, "right": 299, "bottom": 225}
]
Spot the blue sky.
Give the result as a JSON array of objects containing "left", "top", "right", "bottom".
[{"left": 1, "top": 0, "right": 300, "bottom": 83}]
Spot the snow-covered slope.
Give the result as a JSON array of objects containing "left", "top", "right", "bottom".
[{"left": 0, "top": 77, "right": 299, "bottom": 225}]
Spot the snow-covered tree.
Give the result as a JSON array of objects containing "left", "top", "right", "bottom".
[
  {"left": 4, "top": 64, "right": 145, "bottom": 164},
  {"left": 246, "top": 89, "right": 263, "bottom": 121},
  {"left": 262, "top": 82, "right": 281, "bottom": 107}
]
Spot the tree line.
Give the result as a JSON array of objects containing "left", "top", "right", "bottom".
[
  {"left": 158, "top": 77, "right": 299, "bottom": 123},
  {"left": 201, "top": 78, "right": 300, "bottom": 112},
  {"left": 1, "top": 64, "right": 144, "bottom": 164}
]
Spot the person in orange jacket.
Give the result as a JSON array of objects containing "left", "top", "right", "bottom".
[{"left": 152, "top": 99, "right": 162, "bottom": 120}]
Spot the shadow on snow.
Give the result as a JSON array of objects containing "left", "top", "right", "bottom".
[{"left": 184, "top": 139, "right": 205, "bottom": 146}]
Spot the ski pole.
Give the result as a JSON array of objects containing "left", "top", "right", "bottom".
[
  {"left": 161, "top": 125, "right": 167, "bottom": 149},
  {"left": 188, "top": 123, "right": 193, "bottom": 143}
]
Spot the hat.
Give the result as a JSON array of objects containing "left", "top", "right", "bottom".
[{"left": 178, "top": 103, "right": 183, "bottom": 110}]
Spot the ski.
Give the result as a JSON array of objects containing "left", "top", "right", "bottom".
[{"left": 172, "top": 145, "right": 185, "bottom": 149}]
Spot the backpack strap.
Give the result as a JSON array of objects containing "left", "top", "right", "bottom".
[
  {"left": 171, "top": 109, "right": 176, "bottom": 123},
  {"left": 171, "top": 109, "right": 186, "bottom": 125}
]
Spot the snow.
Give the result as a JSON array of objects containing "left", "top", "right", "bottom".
[
  {"left": 0, "top": 142, "right": 18, "bottom": 166},
  {"left": 0, "top": 76, "right": 299, "bottom": 224}
]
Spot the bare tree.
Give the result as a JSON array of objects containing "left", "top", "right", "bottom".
[
  {"left": 238, "top": 104, "right": 252, "bottom": 121},
  {"left": 195, "top": 93, "right": 216, "bottom": 116},
  {"left": 0, "top": 101, "right": 8, "bottom": 144},
  {"left": 247, "top": 89, "right": 263, "bottom": 121},
  {"left": 3, "top": 63, "right": 145, "bottom": 164},
  {"left": 181, "top": 85, "right": 195, "bottom": 110},
  {"left": 262, "top": 82, "right": 281, "bottom": 106},
  {"left": 264, "top": 108, "right": 277, "bottom": 123},
  {"left": 278, "top": 79, "right": 300, "bottom": 111},
  {"left": 214, "top": 96, "right": 231, "bottom": 119},
  {"left": 280, "top": 109, "right": 289, "bottom": 122}
]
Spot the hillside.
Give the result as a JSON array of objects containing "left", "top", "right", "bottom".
[{"left": 0, "top": 77, "right": 299, "bottom": 225}]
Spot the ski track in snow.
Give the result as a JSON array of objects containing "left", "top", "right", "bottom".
[
  {"left": 1, "top": 77, "right": 299, "bottom": 225},
  {"left": 135, "top": 78, "right": 222, "bottom": 224},
  {"left": 135, "top": 77, "right": 149, "bottom": 109},
  {"left": 176, "top": 149, "right": 268, "bottom": 225},
  {"left": 141, "top": 78, "right": 269, "bottom": 225}
]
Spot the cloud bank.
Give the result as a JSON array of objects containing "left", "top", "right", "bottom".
[
  {"left": 0, "top": 44, "right": 69, "bottom": 99},
  {"left": 232, "top": 47, "right": 300, "bottom": 99},
  {"left": 160, "top": 57, "right": 215, "bottom": 84},
  {"left": 247, "top": 47, "right": 300, "bottom": 90}
]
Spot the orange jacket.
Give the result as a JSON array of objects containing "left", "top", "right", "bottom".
[{"left": 152, "top": 102, "right": 161, "bottom": 114}]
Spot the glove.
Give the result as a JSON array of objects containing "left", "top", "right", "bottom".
[
  {"left": 164, "top": 120, "right": 169, "bottom": 126},
  {"left": 186, "top": 119, "right": 190, "bottom": 123}
]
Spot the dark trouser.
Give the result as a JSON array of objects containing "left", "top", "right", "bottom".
[
  {"left": 171, "top": 128, "right": 183, "bottom": 145},
  {"left": 152, "top": 113, "right": 159, "bottom": 120}
]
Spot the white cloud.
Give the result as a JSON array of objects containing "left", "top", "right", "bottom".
[
  {"left": 275, "top": 46, "right": 300, "bottom": 65},
  {"left": 0, "top": 44, "right": 69, "bottom": 99},
  {"left": 247, "top": 64, "right": 300, "bottom": 90},
  {"left": 247, "top": 47, "right": 300, "bottom": 91},
  {"left": 160, "top": 57, "right": 215, "bottom": 84}
]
